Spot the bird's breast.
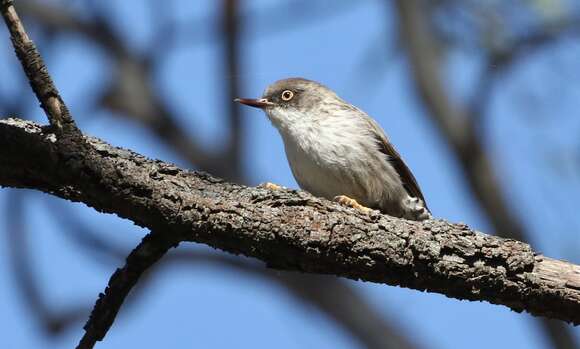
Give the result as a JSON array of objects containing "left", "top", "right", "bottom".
[
  {"left": 279, "top": 117, "right": 387, "bottom": 202},
  {"left": 276, "top": 114, "right": 410, "bottom": 213},
  {"left": 282, "top": 128, "right": 347, "bottom": 200}
]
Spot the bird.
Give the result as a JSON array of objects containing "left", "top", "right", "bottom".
[{"left": 235, "top": 77, "right": 430, "bottom": 221}]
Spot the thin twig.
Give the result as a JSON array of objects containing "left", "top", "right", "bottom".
[
  {"left": 76, "top": 232, "right": 179, "bottom": 349},
  {"left": 0, "top": 0, "right": 77, "bottom": 132}
]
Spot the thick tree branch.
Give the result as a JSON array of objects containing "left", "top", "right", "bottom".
[{"left": 1, "top": 118, "right": 580, "bottom": 328}]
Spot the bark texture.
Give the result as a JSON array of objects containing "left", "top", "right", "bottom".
[{"left": 1, "top": 117, "right": 580, "bottom": 325}]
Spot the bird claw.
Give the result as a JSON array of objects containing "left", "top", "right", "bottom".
[
  {"left": 259, "top": 182, "right": 283, "bottom": 191},
  {"left": 333, "top": 195, "right": 371, "bottom": 214}
]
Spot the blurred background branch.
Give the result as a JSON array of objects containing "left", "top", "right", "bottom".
[{"left": 395, "top": 1, "right": 580, "bottom": 347}]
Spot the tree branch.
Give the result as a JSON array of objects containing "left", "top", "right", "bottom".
[
  {"left": 76, "top": 232, "right": 179, "bottom": 349},
  {"left": 1, "top": 118, "right": 580, "bottom": 329},
  {"left": 1, "top": 0, "right": 76, "bottom": 132}
]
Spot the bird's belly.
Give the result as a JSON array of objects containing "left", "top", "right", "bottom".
[
  {"left": 287, "top": 148, "right": 347, "bottom": 200},
  {"left": 283, "top": 135, "right": 394, "bottom": 207}
]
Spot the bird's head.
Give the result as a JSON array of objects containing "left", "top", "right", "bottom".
[{"left": 235, "top": 78, "right": 344, "bottom": 131}]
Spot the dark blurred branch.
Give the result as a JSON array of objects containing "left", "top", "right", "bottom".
[
  {"left": 4, "top": 191, "right": 90, "bottom": 334},
  {"left": 105, "top": 240, "right": 422, "bottom": 349},
  {"left": 487, "top": 19, "right": 580, "bottom": 69},
  {"left": 267, "top": 270, "right": 416, "bottom": 349},
  {"left": 155, "top": 250, "right": 421, "bottom": 349},
  {"left": 221, "top": 0, "right": 243, "bottom": 181},
  {"left": 394, "top": 0, "right": 579, "bottom": 348},
  {"left": 471, "top": 17, "right": 580, "bottom": 131},
  {"left": 395, "top": 0, "right": 527, "bottom": 247},
  {"left": 45, "top": 199, "right": 129, "bottom": 262},
  {"left": 18, "top": 0, "right": 125, "bottom": 54},
  {"left": 168, "top": 0, "right": 357, "bottom": 47}
]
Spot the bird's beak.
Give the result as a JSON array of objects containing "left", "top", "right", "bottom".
[{"left": 234, "top": 98, "right": 274, "bottom": 109}]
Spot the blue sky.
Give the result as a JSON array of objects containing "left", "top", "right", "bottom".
[{"left": 1, "top": 1, "right": 579, "bottom": 348}]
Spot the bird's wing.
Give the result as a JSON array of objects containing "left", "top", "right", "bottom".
[{"left": 363, "top": 116, "right": 429, "bottom": 209}]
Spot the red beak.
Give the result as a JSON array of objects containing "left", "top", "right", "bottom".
[{"left": 234, "top": 98, "right": 274, "bottom": 108}]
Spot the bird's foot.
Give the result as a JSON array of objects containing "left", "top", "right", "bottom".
[
  {"left": 333, "top": 195, "right": 371, "bottom": 214},
  {"left": 259, "top": 182, "right": 283, "bottom": 191}
]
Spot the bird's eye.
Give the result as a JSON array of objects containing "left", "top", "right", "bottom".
[{"left": 281, "top": 90, "right": 294, "bottom": 101}]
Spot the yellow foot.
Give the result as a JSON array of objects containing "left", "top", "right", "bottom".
[
  {"left": 333, "top": 195, "right": 371, "bottom": 213},
  {"left": 260, "top": 182, "right": 282, "bottom": 191}
]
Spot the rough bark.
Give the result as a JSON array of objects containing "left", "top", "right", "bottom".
[{"left": 1, "top": 118, "right": 580, "bottom": 325}]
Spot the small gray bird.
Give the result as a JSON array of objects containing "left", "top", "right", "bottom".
[{"left": 236, "top": 78, "right": 430, "bottom": 221}]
